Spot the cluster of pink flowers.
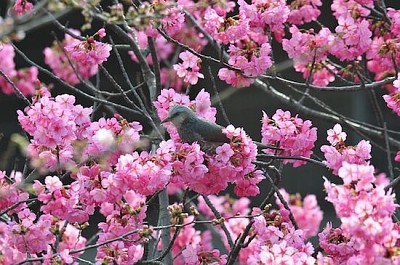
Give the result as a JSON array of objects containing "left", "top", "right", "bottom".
[
  {"left": 283, "top": 26, "right": 337, "bottom": 86},
  {"left": 82, "top": 115, "right": 143, "bottom": 166},
  {"left": 173, "top": 51, "right": 204, "bottom": 85},
  {"left": 64, "top": 29, "right": 111, "bottom": 71},
  {"left": 129, "top": 30, "right": 174, "bottom": 65},
  {"left": 287, "top": 0, "right": 322, "bottom": 25},
  {"left": 204, "top": 8, "right": 249, "bottom": 45},
  {"left": 197, "top": 195, "right": 251, "bottom": 251},
  {"left": 33, "top": 175, "right": 94, "bottom": 223},
  {"left": 321, "top": 124, "right": 371, "bottom": 174},
  {"left": 17, "top": 90, "right": 93, "bottom": 171},
  {"left": 162, "top": 6, "right": 185, "bottom": 35},
  {"left": 96, "top": 190, "right": 147, "bottom": 264},
  {"left": 283, "top": 26, "right": 333, "bottom": 65},
  {"left": 330, "top": 16, "right": 372, "bottom": 61},
  {"left": 238, "top": 0, "right": 289, "bottom": 32},
  {"left": 248, "top": 207, "right": 316, "bottom": 264},
  {"left": 0, "top": 171, "right": 28, "bottom": 215},
  {"left": 115, "top": 147, "right": 172, "bottom": 196},
  {"left": 383, "top": 73, "right": 400, "bottom": 116},
  {"left": 217, "top": 36, "right": 273, "bottom": 87},
  {"left": 261, "top": 109, "right": 318, "bottom": 167},
  {"left": 14, "top": 0, "right": 33, "bottom": 15},
  {"left": 44, "top": 28, "right": 110, "bottom": 85},
  {"left": 1, "top": 186, "right": 86, "bottom": 264},
  {"left": 0, "top": 43, "right": 38, "bottom": 96},
  {"left": 276, "top": 189, "right": 323, "bottom": 239},
  {"left": 171, "top": 125, "right": 263, "bottom": 196},
  {"left": 322, "top": 162, "right": 399, "bottom": 263},
  {"left": 17, "top": 89, "right": 143, "bottom": 172}
]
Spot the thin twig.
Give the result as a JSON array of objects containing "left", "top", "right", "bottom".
[{"left": 202, "top": 196, "right": 234, "bottom": 249}]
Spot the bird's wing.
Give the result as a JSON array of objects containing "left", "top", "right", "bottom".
[{"left": 193, "top": 119, "right": 229, "bottom": 143}]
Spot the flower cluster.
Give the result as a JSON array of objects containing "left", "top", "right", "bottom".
[
  {"left": 14, "top": 0, "right": 33, "bottom": 15},
  {"left": 17, "top": 91, "right": 93, "bottom": 171},
  {"left": 287, "top": 0, "right": 322, "bottom": 25},
  {"left": 282, "top": 26, "right": 336, "bottom": 86},
  {"left": 17, "top": 90, "right": 143, "bottom": 172},
  {"left": 331, "top": 16, "right": 372, "bottom": 61},
  {"left": 173, "top": 51, "right": 204, "bottom": 85},
  {"left": 44, "top": 29, "right": 110, "bottom": 85},
  {"left": 204, "top": 8, "right": 249, "bottom": 45},
  {"left": 321, "top": 124, "right": 371, "bottom": 174},
  {"left": 82, "top": 116, "right": 143, "bottom": 166},
  {"left": 64, "top": 33, "right": 111, "bottom": 71},
  {"left": 170, "top": 125, "right": 262, "bottom": 196},
  {"left": 33, "top": 176, "right": 93, "bottom": 223},
  {"left": 248, "top": 207, "right": 316, "bottom": 264},
  {"left": 96, "top": 190, "right": 148, "bottom": 264},
  {"left": 0, "top": 171, "right": 29, "bottom": 215},
  {"left": 1, "top": 210, "right": 86, "bottom": 264},
  {"left": 115, "top": 149, "right": 172, "bottom": 196},
  {"left": 217, "top": 38, "right": 273, "bottom": 87},
  {"left": 238, "top": 0, "right": 289, "bottom": 32},
  {"left": 0, "top": 43, "right": 38, "bottom": 96},
  {"left": 383, "top": 73, "right": 400, "bottom": 116},
  {"left": 197, "top": 195, "right": 251, "bottom": 250},
  {"left": 322, "top": 162, "right": 399, "bottom": 263},
  {"left": 276, "top": 189, "right": 323, "bottom": 239},
  {"left": 261, "top": 109, "right": 317, "bottom": 167},
  {"left": 129, "top": 30, "right": 174, "bottom": 65}
]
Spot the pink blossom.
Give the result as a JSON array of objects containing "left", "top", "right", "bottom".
[
  {"left": 44, "top": 176, "right": 63, "bottom": 192},
  {"left": 327, "top": 124, "right": 347, "bottom": 146},
  {"left": 64, "top": 36, "right": 111, "bottom": 66},
  {"left": 44, "top": 30, "right": 98, "bottom": 84},
  {"left": 383, "top": 74, "right": 400, "bottom": 116},
  {"left": 330, "top": 17, "right": 372, "bottom": 61},
  {"left": 322, "top": 162, "right": 399, "bottom": 264},
  {"left": 0, "top": 171, "right": 29, "bottom": 215},
  {"left": 238, "top": 0, "right": 289, "bottom": 32},
  {"left": 0, "top": 44, "right": 38, "bottom": 96},
  {"left": 173, "top": 51, "right": 204, "bottom": 85},
  {"left": 162, "top": 7, "right": 185, "bottom": 35},
  {"left": 129, "top": 30, "right": 174, "bottom": 64},
  {"left": 204, "top": 8, "right": 249, "bottom": 44},
  {"left": 321, "top": 125, "right": 371, "bottom": 174},
  {"left": 294, "top": 62, "right": 336, "bottom": 87},
  {"left": 14, "top": 0, "right": 33, "bottom": 15},
  {"left": 261, "top": 109, "right": 317, "bottom": 167},
  {"left": 96, "top": 191, "right": 147, "bottom": 264},
  {"left": 287, "top": 0, "right": 322, "bottom": 25},
  {"left": 218, "top": 68, "right": 254, "bottom": 88},
  {"left": 283, "top": 26, "right": 334, "bottom": 65},
  {"left": 97, "top": 28, "right": 106, "bottom": 38},
  {"left": 276, "top": 189, "right": 323, "bottom": 239},
  {"left": 17, "top": 93, "right": 93, "bottom": 171}
]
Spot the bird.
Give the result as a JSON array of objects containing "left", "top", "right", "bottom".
[
  {"left": 161, "top": 105, "right": 229, "bottom": 153},
  {"left": 160, "top": 105, "right": 282, "bottom": 154}
]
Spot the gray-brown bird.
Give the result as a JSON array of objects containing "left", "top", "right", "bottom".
[
  {"left": 161, "top": 105, "right": 229, "bottom": 153},
  {"left": 161, "top": 105, "right": 281, "bottom": 153}
]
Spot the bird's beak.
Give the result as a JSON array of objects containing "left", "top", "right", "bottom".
[{"left": 161, "top": 117, "right": 171, "bottom": 124}]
